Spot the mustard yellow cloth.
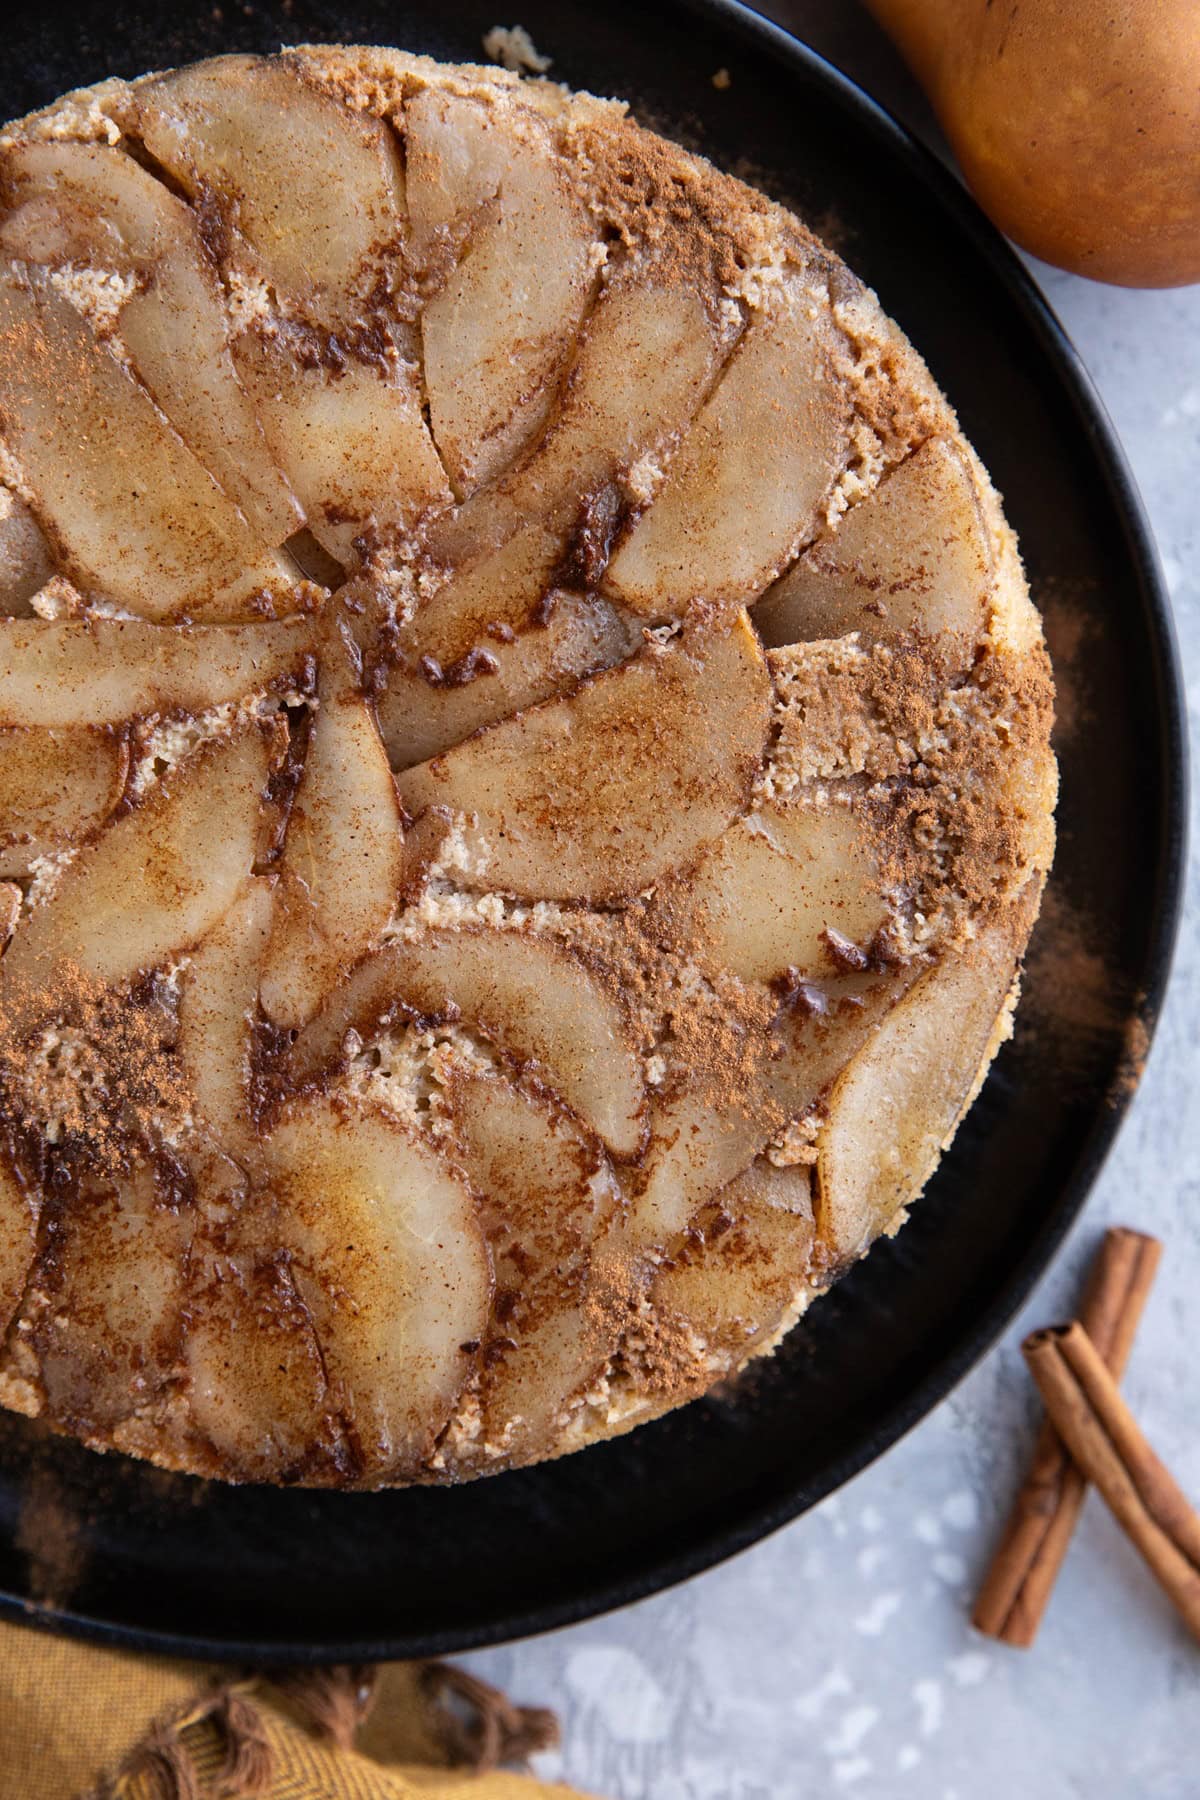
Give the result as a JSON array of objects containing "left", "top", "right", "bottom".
[{"left": 0, "top": 1621, "right": 593, "bottom": 1800}]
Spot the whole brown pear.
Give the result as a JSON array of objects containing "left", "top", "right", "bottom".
[{"left": 864, "top": 0, "right": 1200, "bottom": 286}]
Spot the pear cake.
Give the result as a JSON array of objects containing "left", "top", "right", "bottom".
[{"left": 0, "top": 47, "right": 1055, "bottom": 1488}]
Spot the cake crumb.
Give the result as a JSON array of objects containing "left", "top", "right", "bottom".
[
  {"left": 47, "top": 264, "right": 138, "bottom": 337},
  {"left": 30, "top": 575, "right": 86, "bottom": 620},
  {"left": 482, "top": 25, "right": 552, "bottom": 74},
  {"left": 712, "top": 68, "right": 732, "bottom": 90},
  {"left": 767, "top": 1110, "right": 822, "bottom": 1168}
]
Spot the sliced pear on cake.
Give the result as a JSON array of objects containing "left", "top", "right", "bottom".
[
  {"left": 686, "top": 801, "right": 890, "bottom": 984},
  {"left": 131, "top": 57, "right": 440, "bottom": 564},
  {"left": 406, "top": 88, "right": 599, "bottom": 495},
  {"left": 0, "top": 488, "right": 52, "bottom": 617},
  {"left": 0, "top": 139, "right": 300, "bottom": 543},
  {"left": 396, "top": 613, "right": 771, "bottom": 901},
  {"left": 506, "top": 269, "right": 731, "bottom": 522},
  {"left": 651, "top": 1159, "right": 814, "bottom": 1360},
  {"left": 131, "top": 54, "right": 407, "bottom": 311},
  {"left": 815, "top": 915, "right": 1022, "bottom": 1264},
  {"left": 393, "top": 270, "right": 733, "bottom": 663},
  {"left": 629, "top": 968, "right": 913, "bottom": 1246},
  {"left": 185, "top": 1219, "right": 332, "bottom": 1482},
  {"left": 265, "top": 1097, "right": 490, "bottom": 1479},
  {"left": 443, "top": 1064, "right": 618, "bottom": 1463},
  {"left": 377, "top": 590, "right": 633, "bottom": 769},
  {"left": 26, "top": 1167, "right": 189, "bottom": 1434},
  {"left": 260, "top": 670, "right": 403, "bottom": 1032},
  {"left": 625, "top": 1089, "right": 769, "bottom": 1248},
  {"left": 235, "top": 333, "right": 451, "bottom": 565},
  {"left": 754, "top": 438, "right": 992, "bottom": 660},
  {"left": 605, "top": 273, "right": 851, "bottom": 615},
  {"left": 0, "top": 617, "right": 312, "bottom": 728},
  {"left": 0, "top": 727, "right": 129, "bottom": 876},
  {"left": 291, "top": 925, "right": 646, "bottom": 1158},
  {"left": 2, "top": 721, "right": 273, "bottom": 994},
  {"left": 178, "top": 878, "right": 274, "bottom": 1160},
  {"left": 0, "top": 269, "right": 289, "bottom": 619},
  {"left": 393, "top": 522, "right": 563, "bottom": 674}
]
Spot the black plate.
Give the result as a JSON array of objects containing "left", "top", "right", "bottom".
[{"left": 0, "top": 0, "right": 1186, "bottom": 1662}]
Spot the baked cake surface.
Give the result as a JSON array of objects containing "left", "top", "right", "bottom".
[{"left": 0, "top": 47, "right": 1055, "bottom": 1486}]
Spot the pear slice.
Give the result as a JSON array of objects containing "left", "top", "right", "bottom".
[
  {"left": 630, "top": 969, "right": 914, "bottom": 1246},
  {"left": 26, "top": 1167, "right": 189, "bottom": 1433},
  {"left": 2, "top": 722, "right": 273, "bottom": 994},
  {"left": 376, "top": 591, "right": 633, "bottom": 770},
  {"left": 392, "top": 270, "right": 732, "bottom": 663},
  {"left": 753, "top": 438, "right": 993, "bottom": 660},
  {"left": 0, "top": 268, "right": 286, "bottom": 618},
  {"left": 380, "top": 263, "right": 730, "bottom": 662},
  {"left": 291, "top": 925, "right": 646, "bottom": 1158},
  {"left": 626, "top": 1090, "right": 769, "bottom": 1248},
  {"left": 442, "top": 1063, "right": 618, "bottom": 1462},
  {"left": 260, "top": 672, "right": 402, "bottom": 1031},
  {"left": 406, "top": 89, "right": 598, "bottom": 495},
  {"left": 0, "top": 488, "right": 52, "bottom": 616},
  {"left": 235, "top": 333, "right": 451, "bottom": 565},
  {"left": 506, "top": 269, "right": 730, "bottom": 523},
  {"left": 0, "top": 616, "right": 312, "bottom": 728},
  {"left": 388, "top": 521, "right": 564, "bottom": 682},
  {"left": 686, "top": 801, "right": 890, "bottom": 984},
  {"left": 132, "top": 54, "right": 407, "bottom": 310},
  {"left": 396, "top": 613, "right": 771, "bottom": 901},
  {"left": 815, "top": 916, "right": 1022, "bottom": 1264},
  {"left": 0, "top": 727, "right": 129, "bottom": 875},
  {"left": 178, "top": 878, "right": 273, "bottom": 1160},
  {"left": 0, "top": 1148, "right": 38, "bottom": 1342},
  {"left": 185, "top": 1219, "right": 332, "bottom": 1483},
  {"left": 1, "top": 139, "right": 300, "bottom": 542},
  {"left": 265, "top": 1097, "right": 490, "bottom": 1479},
  {"left": 604, "top": 274, "right": 851, "bottom": 615},
  {"left": 651, "top": 1158, "right": 814, "bottom": 1360}
]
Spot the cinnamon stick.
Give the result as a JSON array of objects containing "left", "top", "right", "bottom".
[
  {"left": 1023, "top": 1322, "right": 1200, "bottom": 1644},
  {"left": 972, "top": 1227, "right": 1161, "bottom": 1646}
]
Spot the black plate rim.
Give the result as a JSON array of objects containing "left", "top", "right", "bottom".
[{"left": 2, "top": 0, "right": 1188, "bottom": 1663}]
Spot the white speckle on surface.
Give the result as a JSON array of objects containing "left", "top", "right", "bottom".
[
  {"left": 531, "top": 1747, "right": 564, "bottom": 1781},
  {"left": 563, "top": 1647, "right": 669, "bottom": 1743},
  {"left": 822, "top": 1494, "right": 850, "bottom": 1538},
  {"left": 825, "top": 1705, "right": 879, "bottom": 1757},
  {"left": 854, "top": 1592, "right": 902, "bottom": 1636},
  {"left": 833, "top": 1756, "right": 873, "bottom": 1786},
  {"left": 859, "top": 1504, "right": 884, "bottom": 1533},
  {"left": 1161, "top": 552, "right": 1185, "bottom": 595},
  {"left": 856, "top": 1543, "right": 886, "bottom": 1579},
  {"left": 898, "top": 1746, "right": 922, "bottom": 1772},
  {"left": 914, "top": 1512, "right": 942, "bottom": 1545},
  {"left": 932, "top": 1551, "right": 968, "bottom": 1586},
  {"left": 947, "top": 1652, "right": 990, "bottom": 1689},
  {"left": 1160, "top": 384, "right": 1200, "bottom": 425},
  {"left": 794, "top": 1665, "right": 852, "bottom": 1721},
  {"left": 941, "top": 1490, "right": 979, "bottom": 1531},
  {"left": 914, "top": 1680, "right": 944, "bottom": 1738}
]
